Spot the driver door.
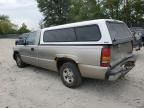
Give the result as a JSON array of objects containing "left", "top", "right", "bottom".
[{"left": 20, "top": 32, "right": 38, "bottom": 66}]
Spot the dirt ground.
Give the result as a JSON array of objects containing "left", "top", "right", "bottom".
[{"left": 0, "top": 39, "right": 144, "bottom": 108}]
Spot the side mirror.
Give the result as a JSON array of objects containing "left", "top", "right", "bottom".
[
  {"left": 19, "top": 39, "right": 27, "bottom": 45},
  {"left": 15, "top": 40, "right": 19, "bottom": 45}
]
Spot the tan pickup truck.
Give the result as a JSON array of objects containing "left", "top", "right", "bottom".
[{"left": 13, "top": 19, "right": 136, "bottom": 88}]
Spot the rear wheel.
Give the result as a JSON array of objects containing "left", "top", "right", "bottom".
[
  {"left": 15, "top": 54, "right": 25, "bottom": 68},
  {"left": 60, "top": 62, "right": 82, "bottom": 88}
]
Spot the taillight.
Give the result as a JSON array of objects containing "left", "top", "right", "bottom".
[{"left": 100, "top": 48, "right": 111, "bottom": 67}]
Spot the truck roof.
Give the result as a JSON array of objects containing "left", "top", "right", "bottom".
[{"left": 42, "top": 19, "right": 123, "bottom": 31}]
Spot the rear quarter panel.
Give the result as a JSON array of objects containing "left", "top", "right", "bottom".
[{"left": 37, "top": 45, "right": 103, "bottom": 71}]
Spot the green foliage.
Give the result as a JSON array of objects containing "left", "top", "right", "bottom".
[
  {"left": 0, "top": 15, "right": 9, "bottom": 21},
  {"left": 69, "top": 0, "right": 105, "bottom": 22},
  {"left": 17, "top": 23, "right": 30, "bottom": 34},
  {"left": 0, "top": 15, "right": 17, "bottom": 34},
  {"left": 0, "top": 15, "right": 30, "bottom": 35},
  {"left": 36, "top": 0, "right": 144, "bottom": 27},
  {"left": 127, "top": 0, "right": 144, "bottom": 27},
  {"left": 36, "top": 0, "right": 71, "bottom": 27},
  {"left": 102, "top": 0, "right": 123, "bottom": 19}
]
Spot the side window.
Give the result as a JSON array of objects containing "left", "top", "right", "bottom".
[
  {"left": 75, "top": 25, "right": 101, "bottom": 41},
  {"left": 43, "top": 28, "right": 76, "bottom": 42},
  {"left": 16, "top": 33, "right": 29, "bottom": 45},
  {"left": 26, "top": 32, "right": 37, "bottom": 45}
]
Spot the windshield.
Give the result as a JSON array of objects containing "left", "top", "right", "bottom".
[
  {"left": 106, "top": 22, "right": 132, "bottom": 41},
  {"left": 19, "top": 33, "right": 29, "bottom": 39}
]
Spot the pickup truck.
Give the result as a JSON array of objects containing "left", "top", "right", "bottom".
[{"left": 13, "top": 19, "right": 136, "bottom": 88}]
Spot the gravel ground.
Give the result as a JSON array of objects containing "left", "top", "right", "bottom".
[{"left": 0, "top": 39, "right": 144, "bottom": 108}]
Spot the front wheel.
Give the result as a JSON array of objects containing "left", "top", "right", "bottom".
[
  {"left": 60, "top": 62, "right": 82, "bottom": 88},
  {"left": 15, "top": 54, "right": 25, "bottom": 68}
]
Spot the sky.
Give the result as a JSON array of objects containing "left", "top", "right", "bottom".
[{"left": 0, "top": 0, "right": 43, "bottom": 30}]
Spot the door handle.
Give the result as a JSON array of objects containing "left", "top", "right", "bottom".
[{"left": 31, "top": 48, "right": 34, "bottom": 51}]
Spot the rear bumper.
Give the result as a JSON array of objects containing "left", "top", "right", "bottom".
[{"left": 106, "top": 55, "right": 136, "bottom": 81}]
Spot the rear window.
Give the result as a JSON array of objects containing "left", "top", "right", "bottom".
[
  {"left": 75, "top": 25, "right": 101, "bottom": 41},
  {"left": 43, "top": 28, "right": 76, "bottom": 42},
  {"left": 106, "top": 22, "right": 132, "bottom": 41}
]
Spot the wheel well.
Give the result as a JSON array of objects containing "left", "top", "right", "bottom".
[
  {"left": 56, "top": 58, "right": 78, "bottom": 71},
  {"left": 13, "top": 51, "right": 19, "bottom": 60}
]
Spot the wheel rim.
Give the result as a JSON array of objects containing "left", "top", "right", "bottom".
[
  {"left": 63, "top": 68, "right": 74, "bottom": 84},
  {"left": 16, "top": 56, "right": 21, "bottom": 66}
]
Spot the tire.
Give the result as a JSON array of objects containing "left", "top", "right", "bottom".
[
  {"left": 60, "top": 62, "right": 82, "bottom": 88},
  {"left": 15, "top": 54, "right": 25, "bottom": 68}
]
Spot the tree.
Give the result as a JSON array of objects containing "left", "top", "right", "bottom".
[
  {"left": 0, "top": 15, "right": 9, "bottom": 21},
  {"left": 102, "top": 0, "right": 144, "bottom": 27},
  {"left": 36, "top": 0, "right": 71, "bottom": 27},
  {"left": 124, "top": 0, "right": 144, "bottom": 27},
  {"left": 0, "top": 15, "right": 18, "bottom": 34},
  {"left": 18, "top": 23, "right": 30, "bottom": 34},
  {"left": 69, "top": 0, "right": 105, "bottom": 22},
  {"left": 36, "top": 0, "right": 144, "bottom": 27},
  {"left": 102, "top": 0, "right": 123, "bottom": 19},
  {"left": 39, "top": 19, "right": 45, "bottom": 29}
]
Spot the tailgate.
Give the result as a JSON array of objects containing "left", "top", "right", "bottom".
[
  {"left": 110, "top": 41, "right": 133, "bottom": 67},
  {"left": 106, "top": 21, "right": 134, "bottom": 67}
]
